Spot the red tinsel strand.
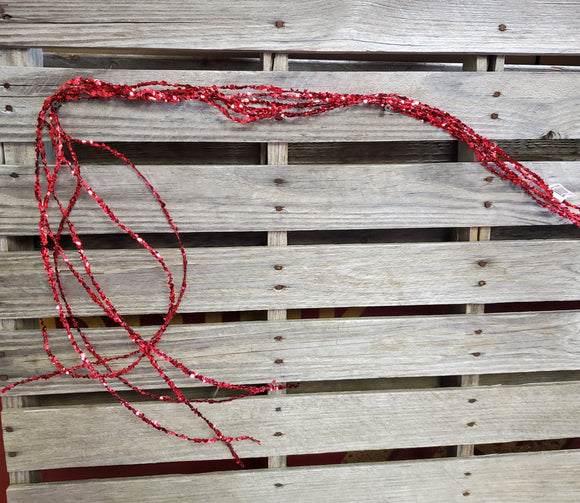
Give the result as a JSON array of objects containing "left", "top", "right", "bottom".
[{"left": 2, "top": 78, "right": 579, "bottom": 467}]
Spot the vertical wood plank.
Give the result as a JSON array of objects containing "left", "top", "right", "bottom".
[
  {"left": 454, "top": 54, "right": 504, "bottom": 458},
  {"left": 0, "top": 47, "right": 43, "bottom": 486},
  {"left": 263, "top": 52, "right": 289, "bottom": 469}
]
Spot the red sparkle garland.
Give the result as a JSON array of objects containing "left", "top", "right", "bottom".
[{"left": 2, "top": 78, "right": 579, "bottom": 466}]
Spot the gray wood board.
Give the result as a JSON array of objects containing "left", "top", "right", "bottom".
[
  {"left": 1, "top": 240, "right": 579, "bottom": 318},
  {"left": 2, "top": 162, "right": 578, "bottom": 234},
  {"left": 2, "top": 69, "right": 579, "bottom": 142},
  {"left": 3, "top": 381, "right": 579, "bottom": 470},
  {"left": 1, "top": 311, "right": 579, "bottom": 395},
  {"left": 6, "top": 450, "right": 580, "bottom": 503},
  {"left": 1, "top": 0, "right": 579, "bottom": 54}
]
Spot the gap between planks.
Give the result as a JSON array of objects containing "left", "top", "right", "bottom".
[{"left": 264, "top": 52, "right": 289, "bottom": 469}]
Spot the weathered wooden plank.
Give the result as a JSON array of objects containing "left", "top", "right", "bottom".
[
  {"left": 3, "top": 382, "right": 578, "bottom": 470},
  {"left": 1, "top": 310, "right": 578, "bottom": 395},
  {"left": 1, "top": 240, "right": 579, "bottom": 318},
  {"left": 1, "top": 0, "right": 579, "bottom": 54},
  {"left": 1, "top": 161, "right": 577, "bottom": 234},
  {"left": 0, "top": 47, "right": 43, "bottom": 489},
  {"left": 1, "top": 68, "right": 579, "bottom": 142},
  {"left": 6, "top": 450, "right": 580, "bottom": 503}
]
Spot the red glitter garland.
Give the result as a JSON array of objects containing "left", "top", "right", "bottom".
[{"left": 2, "top": 77, "right": 579, "bottom": 467}]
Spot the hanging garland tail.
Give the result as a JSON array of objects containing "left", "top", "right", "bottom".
[{"left": 2, "top": 77, "right": 579, "bottom": 467}]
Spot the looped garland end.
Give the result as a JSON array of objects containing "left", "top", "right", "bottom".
[{"left": 2, "top": 78, "right": 579, "bottom": 467}]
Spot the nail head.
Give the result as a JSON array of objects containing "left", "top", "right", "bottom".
[
  {"left": 273, "top": 431, "right": 284, "bottom": 436},
  {"left": 478, "top": 280, "right": 486, "bottom": 286},
  {"left": 463, "top": 491, "right": 471, "bottom": 496},
  {"left": 483, "top": 201, "right": 492, "bottom": 208},
  {"left": 493, "top": 91, "right": 501, "bottom": 97},
  {"left": 498, "top": 24, "right": 507, "bottom": 31},
  {"left": 0, "top": 375, "right": 8, "bottom": 381},
  {"left": 485, "top": 176, "right": 494, "bottom": 182},
  {"left": 275, "top": 407, "right": 282, "bottom": 412},
  {"left": 274, "top": 265, "right": 283, "bottom": 271},
  {"left": 274, "top": 335, "right": 283, "bottom": 341},
  {"left": 3, "top": 82, "right": 10, "bottom": 89},
  {"left": 275, "top": 20, "right": 285, "bottom": 28},
  {"left": 274, "top": 178, "right": 284, "bottom": 185},
  {"left": 478, "top": 261, "right": 487, "bottom": 267},
  {"left": 274, "top": 284, "right": 285, "bottom": 290},
  {"left": 474, "top": 329, "right": 483, "bottom": 335},
  {"left": 0, "top": 351, "right": 5, "bottom": 357},
  {"left": 468, "top": 398, "right": 477, "bottom": 403},
  {"left": 5, "top": 426, "right": 13, "bottom": 433},
  {"left": 472, "top": 352, "right": 482, "bottom": 357},
  {"left": 467, "top": 421, "right": 476, "bottom": 427},
  {"left": 275, "top": 482, "right": 284, "bottom": 487},
  {"left": 7, "top": 452, "right": 17, "bottom": 457},
  {"left": 274, "top": 358, "right": 284, "bottom": 364},
  {"left": 464, "top": 472, "right": 472, "bottom": 476},
  {"left": 9, "top": 172, "right": 19, "bottom": 178},
  {"left": 5, "top": 104, "right": 13, "bottom": 112},
  {"left": 275, "top": 205, "right": 284, "bottom": 212},
  {"left": 490, "top": 113, "right": 499, "bottom": 119}
]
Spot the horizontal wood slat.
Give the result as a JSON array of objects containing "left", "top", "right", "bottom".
[
  {"left": 2, "top": 162, "right": 578, "bottom": 234},
  {"left": 7, "top": 450, "right": 580, "bottom": 503},
  {"left": 3, "top": 382, "right": 579, "bottom": 470},
  {"left": 1, "top": 240, "right": 579, "bottom": 318},
  {"left": 0, "top": 1, "right": 579, "bottom": 54},
  {"left": 1, "top": 69, "right": 579, "bottom": 142},
  {"left": 2, "top": 311, "right": 579, "bottom": 395}
]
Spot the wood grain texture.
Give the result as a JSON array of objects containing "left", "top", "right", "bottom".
[
  {"left": 6, "top": 450, "right": 580, "bottom": 503},
  {"left": 3, "top": 382, "right": 579, "bottom": 470},
  {"left": 264, "top": 52, "right": 289, "bottom": 470},
  {"left": 1, "top": 0, "right": 579, "bottom": 54},
  {"left": 1, "top": 161, "right": 577, "bottom": 234},
  {"left": 1, "top": 240, "right": 578, "bottom": 318},
  {"left": 1, "top": 68, "right": 579, "bottom": 142},
  {"left": 0, "top": 47, "right": 43, "bottom": 488},
  {"left": 1, "top": 310, "right": 578, "bottom": 395}
]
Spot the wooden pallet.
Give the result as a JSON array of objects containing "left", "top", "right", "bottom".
[{"left": 1, "top": 1, "right": 579, "bottom": 502}]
